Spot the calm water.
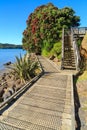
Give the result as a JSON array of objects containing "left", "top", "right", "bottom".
[{"left": 0, "top": 49, "right": 26, "bottom": 70}]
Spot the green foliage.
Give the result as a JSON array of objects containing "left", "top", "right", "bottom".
[
  {"left": 42, "top": 49, "right": 50, "bottom": 57},
  {"left": 57, "top": 54, "right": 61, "bottom": 60},
  {"left": 22, "top": 3, "right": 80, "bottom": 54},
  {"left": 77, "top": 38, "right": 83, "bottom": 48},
  {"left": 11, "top": 54, "right": 39, "bottom": 83},
  {"left": 42, "top": 41, "right": 62, "bottom": 59},
  {"left": 51, "top": 42, "right": 62, "bottom": 56}
]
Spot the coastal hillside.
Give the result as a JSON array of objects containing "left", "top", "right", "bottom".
[{"left": 0, "top": 43, "right": 22, "bottom": 49}]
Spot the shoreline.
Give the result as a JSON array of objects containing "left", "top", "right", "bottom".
[
  {"left": 0, "top": 49, "right": 26, "bottom": 75},
  {"left": 0, "top": 66, "right": 12, "bottom": 77}
]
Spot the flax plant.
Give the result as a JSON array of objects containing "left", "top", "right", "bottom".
[{"left": 11, "top": 54, "right": 39, "bottom": 83}]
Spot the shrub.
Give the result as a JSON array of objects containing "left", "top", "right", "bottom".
[
  {"left": 11, "top": 54, "right": 39, "bottom": 83},
  {"left": 51, "top": 41, "right": 62, "bottom": 57},
  {"left": 42, "top": 41, "right": 62, "bottom": 60}
]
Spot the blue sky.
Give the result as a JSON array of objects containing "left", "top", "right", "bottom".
[{"left": 0, "top": 0, "right": 87, "bottom": 45}]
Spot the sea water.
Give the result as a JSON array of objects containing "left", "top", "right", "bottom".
[{"left": 0, "top": 49, "right": 26, "bottom": 70}]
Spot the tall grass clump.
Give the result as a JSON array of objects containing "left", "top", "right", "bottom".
[{"left": 11, "top": 54, "right": 39, "bottom": 83}]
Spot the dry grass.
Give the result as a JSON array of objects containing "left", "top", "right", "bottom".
[{"left": 77, "top": 71, "right": 87, "bottom": 81}]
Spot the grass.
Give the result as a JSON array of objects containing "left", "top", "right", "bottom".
[
  {"left": 82, "top": 102, "right": 87, "bottom": 110},
  {"left": 77, "top": 71, "right": 87, "bottom": 82},
  {"left": 82, "top": 107, "right": 87, "bottom": 110}
]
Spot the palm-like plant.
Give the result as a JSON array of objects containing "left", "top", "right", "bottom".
[{"left": 11, "top": 54, "right": 39, "bottom": 83}]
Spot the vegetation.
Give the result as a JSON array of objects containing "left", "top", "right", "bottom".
[
  {"left": 11, "top": 54, "right": 39, "bottom": 83},
  {"left": 0, "top": 43, "right": 22, "bottom": 49},
  {"left": 77, "top": 71, "right": 87, "bottom": 81},
  {"left": 22, "top": 3, "right": 80, "bottom": 58},
  {"left": 76, "top": 38, "right": 83, "bottom": 49},
  {"left": 0, "top": 54, "right": 40, "bottom": 102}
]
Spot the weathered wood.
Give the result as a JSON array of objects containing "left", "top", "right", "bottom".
[{"left": 0, "top": 57, "right": 75, "bottom": 130}]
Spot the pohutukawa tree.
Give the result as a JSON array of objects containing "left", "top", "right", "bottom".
[{"left": 22, "top": 3, "right": 80, "bottom": 55}]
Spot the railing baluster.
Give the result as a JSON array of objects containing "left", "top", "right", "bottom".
[
  {"left": 71, "top": 27, "right": 81, "bottom": 70},
  {"left": 61, "top": 28, "right": 64, "bottom": 69},
  {"left": 72, "top": 39, "right": 81, "bottom": 70}
]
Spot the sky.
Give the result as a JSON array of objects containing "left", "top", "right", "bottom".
[{"left": 0, "top": 0, "right": 87, "bottom": 45}]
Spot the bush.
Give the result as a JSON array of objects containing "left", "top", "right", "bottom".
[
  {"left": 42, "top": 41, "right": 62, "bottom": 60},
  {"left": 51, "top": 41, "right": 62, "bottom": 57},
  {"left": 77, "top": 38, "right": 82, "bottom": 48},
  {"left": 42, "top": 49, "right": 50, "bottom": 57},
  {"left": 11, "top": 54, "right": 39, "bottom": 83}
]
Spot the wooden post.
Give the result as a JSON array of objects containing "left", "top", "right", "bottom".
[{"left": 61, "top": 28, "right": 64, "bottom": 69}]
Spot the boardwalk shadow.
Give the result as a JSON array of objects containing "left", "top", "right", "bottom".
[
  {"left": 0, "top": 98, "right": 17, "bottom": 115},
  {"left": 0, "top": 75, "right": 42, "bottom": 115},
  {"left": 0, "top": 87, "right": 30, "bottom": 115},
  {"left": 73, "top": 75, "right": 81, "bottom": 130}
]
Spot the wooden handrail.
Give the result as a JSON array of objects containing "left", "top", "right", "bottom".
[
  {"left": 73, "top": 40, "right": 81, "bottom": 70},
  {"left": 0, "top": 56, "right": 44, "bottom": 111},
  {"left": 0, "top": 72, "right": 43, "bottom": 110},
  {"left": 70, "top": 28, "right": 81, "bottom": 70},
  {"left": 71, "top": 27, "right": 87, "bottom": 35},
  {"left": 61, "top": 28, "right": 64, "bottom": 69}
]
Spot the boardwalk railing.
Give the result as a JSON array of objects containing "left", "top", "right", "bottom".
[
  {"left": 61, "top": 28, "right": 64, "bottom": 69},
  {"left": 71, "top": 75, "right": 75, "bottom": 130},
  {"left": 0, "top": 73, "right": 43, "bottom": 111},
  {"left": 71, "top": 28, "right": 81, "bottom": 70},
  {"left": 0, "top": 57, "right": 44, "bottom": 111},
  {"left": 73, "top": 40, "right": 81, "bottom": 70},
  {"left": 61, "top": 28, "right": 81, "bottom": 70},
  {"left": 72, "top": 27, "right": 87, "bottom": 36}
]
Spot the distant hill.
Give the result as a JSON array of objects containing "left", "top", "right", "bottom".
[{"left": 0, "top": 43, "right": 22, "bottom": 49}]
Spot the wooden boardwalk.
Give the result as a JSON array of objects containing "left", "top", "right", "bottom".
[{"left": 0, "top": 56, "right": 75, "bottom": 130}]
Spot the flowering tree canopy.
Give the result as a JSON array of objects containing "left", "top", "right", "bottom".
[{"left": 22, "top": 3, "right": 80, "bottom": 55}]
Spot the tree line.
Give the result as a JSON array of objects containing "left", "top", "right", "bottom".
[{"left": 0, "top": 43, "right": 22, "bottom": 49}]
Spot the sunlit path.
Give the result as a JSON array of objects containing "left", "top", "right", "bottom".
[{"left": 0, "top": 56, "right": 75, "bottom": 130}]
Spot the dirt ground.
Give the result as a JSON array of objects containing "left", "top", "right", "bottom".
[{"left": 75, "top": 71, "right": 87, "bottom": 130}]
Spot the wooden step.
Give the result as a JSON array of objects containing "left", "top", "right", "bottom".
[{"left": 63, "top": 65, "right": 76, "bottom": 70}]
